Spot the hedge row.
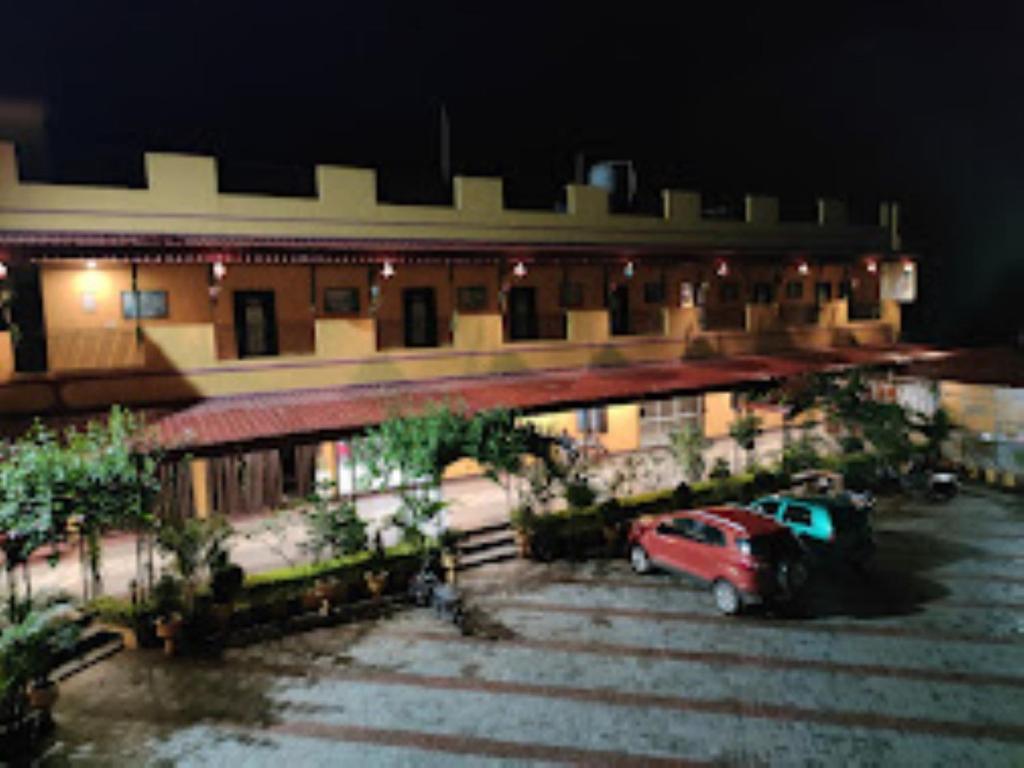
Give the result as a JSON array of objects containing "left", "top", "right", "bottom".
[{"left": 521, "top": 468, "right": 793, "bottom": 562}]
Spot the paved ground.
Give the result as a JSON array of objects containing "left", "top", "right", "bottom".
[{"left": 30, "top": 487, "right": 1024, "bottom": 766}]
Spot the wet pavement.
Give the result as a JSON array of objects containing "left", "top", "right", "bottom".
[{"left": 29, "top": 488, "right": 1024, "bottom": 766}]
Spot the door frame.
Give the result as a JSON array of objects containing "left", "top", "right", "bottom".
[
  {"left": 233, "top": 290, "right": 278, "bottom": 358},
  {"left": 402, "top": 287, "right": 438, "bottom": 348}
]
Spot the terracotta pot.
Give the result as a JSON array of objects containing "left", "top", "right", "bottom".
[
  {"left": 155, "top": 615, "right": 183, "bottom": 656},
  {"left": 28, "top": 681, "right": 59, "bottom": 711},
  {"left": 513, "top": 530, "right": 531, "bottom": 558},
  {"left": 364, "top": 570, "right": 389, "bottom": 598}
]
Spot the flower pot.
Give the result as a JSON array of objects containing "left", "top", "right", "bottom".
[
  {"left": 364, "top": 570, "right": 389, "bottom": 599},
  {"left": 155, "top": 615, "right": 183, "bottom": 656},
  {"left": 513, "top": 529, "right": 531, "bottom": 558},
  {"left": 28, "top": 681, "right": 59, "bottom": 711}
]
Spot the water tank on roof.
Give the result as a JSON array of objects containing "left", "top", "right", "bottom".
[{"left": 587, "top": 160, "right": 637, "bottom": 212}]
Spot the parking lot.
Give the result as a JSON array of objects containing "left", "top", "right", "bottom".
[{"left": 43, "top": 488, "right": 1024, "bottom": 766}]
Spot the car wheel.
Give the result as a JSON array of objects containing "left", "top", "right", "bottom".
[
  {"left": 630, "top": 545, "right": 652, "bottom": 574},
  {"left": 712, "top": 579, "right": 742, "bottom": 615}
]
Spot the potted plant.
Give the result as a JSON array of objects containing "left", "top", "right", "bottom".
[
  {"left": 152, "top": 574, "right": 184, "bottom": 656},
  {"left": 0, "top": 604, "right": 81, "bottom": 717},
  {"left": 510, "top": 504, "right": 536, "bottom": 558},
  {"left": 209, "top": 562, "right": 244, "bottom": 632},
  {"left": 363, "top": 531, "right": 389, "bottom": 599}
]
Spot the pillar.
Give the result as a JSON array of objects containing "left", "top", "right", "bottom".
[{"left": 189, "top": 458, "right": 210, "bottom": 519}]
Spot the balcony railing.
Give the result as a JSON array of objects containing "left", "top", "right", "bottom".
[
  {"left": 214, "top": 322, "right": 315, "bottom": 360},
  {"left": 376, "top": 316, "right": 452, "bottom": 350},
  {"left": 848, "top": 302, "right": 881, "bottom": 321},
  {"left": 47, "top": 328, "right": 145, "bottom": 371},
  {"left": 778, "top": 304, "right": 819, "bottom": 326},
  {"left": 505, "top": 312, "right": 567, "bottom": 342},
  {"left": 700, "top": 305, "right": 745, "bottom": 332}
]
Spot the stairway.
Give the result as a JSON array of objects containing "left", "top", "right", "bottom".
[{"left": 454, "top": 520, "right": 519, "bottom": 572}]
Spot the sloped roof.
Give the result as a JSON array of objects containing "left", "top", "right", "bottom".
[{"left": 151, "top": 345, "right": 935, "bottom": 454}]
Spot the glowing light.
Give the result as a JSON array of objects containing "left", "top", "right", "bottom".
[
  {"left": 797, "top": 261, "right": 809, "bottom": 276},
  {"left": 86, "top": 259, "right": 97, "bottom": 270},
  {"left": 866, "top": 258, "right": 878, "bottom": 274},
  {"left": 212, "top": 261, "right": 227, "bottom": 281},
  {"left": 716, "top": 260, "right": 729, "bottom": 278},
  {"left": 0, "top": 262, "right": 6, "bottom": 280},
  {"left": 623, "top": 260, "right": 635, "bottom": 279},
  {"left": 381, "top": 260, "right": 395, "bottom": 279},
  {"left": 513, "top": 261, "right": 527, "bottom": 278},
  {"left": 902, "top": 259, "right": 915, "bottom": 274}
]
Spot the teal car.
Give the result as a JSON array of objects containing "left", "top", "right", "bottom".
[{"left": 750, "top": 495, "right": 875, "bottom": 570}]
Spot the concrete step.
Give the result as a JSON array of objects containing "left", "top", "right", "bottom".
[
  {"left": 457, "top": 520, "right": 513, "bottom": 539},
  {"left": 457, "top": 529, "right": 516, "bottom": 555},
  {"left": 457, "top": 542, "right": 520, "bottom": 571},
  {"left": 53, "top": 627, "right": 124, "bottom": 683}
]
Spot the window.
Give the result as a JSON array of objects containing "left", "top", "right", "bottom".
[
  {"left": 324, "top": 287, "right": 360, "bottom": 314},
  {"left": 576, "top": 406, "right": 608, "bottom": 434},
  {"left": 815, "top": 282, "right": 833, "bottom": 303},
  {"left": 785, "top": 281, "right": 804, "bottom": 300},
  {"left": 121, "top": 290, "right": 168, "bottom": 319},
  {"left": 751, "top": 282, "right": 773, "bottom": 304},
  {"left": 560, "top": 282, "right": 584, "bottom": 308},
  {"left": 639, "top": 395, "right": 702, "bottom": 447},
  {"left": 754, "top": 500, "right": 779, "bottom": 517},
  {"left": 698, "top": 522, "right": 726, "bottom": 546},
  {"left": 456, "top": 285, "right": 488, "bottom": 311},
  {"left": 838, "top": 280, "right": 853, "bottom": 299},
  {"left": 719, "top": 281, "right": 740, "bottom": 303},
  {"left": 783, "top": 503, "right": 813, "bottom": 526},
  {"left": 643, "top": 281, "right": 666, "bottom": 304}
]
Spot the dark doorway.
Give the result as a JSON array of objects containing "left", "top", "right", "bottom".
[
  {"left": 403, "top": 287, "right": 438, "bottom": 347},
  {"left": 609, "top": 284, "right": 630, "bottom": 335},
  {"left": 508, "top": 286, "right": 539, "bottom": 340},
  {"left": 234, "top": 291, "right": 278, "bottom": 358},
  {"left": 7, "top": 264, "right": 48, "bottom": 373},
  {"left": 815, "top": 281, "right": 833, "bottom": 305}
]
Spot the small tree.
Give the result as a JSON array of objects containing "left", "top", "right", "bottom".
[
  {"left": 729, "top": 412, "right": 763, "bottom": 471},
  {"left": 670, "top": 423, "right": 710, "bottom": 483},
  {"left": 303, "top": 487, "right": 367, "bottom": 562}
]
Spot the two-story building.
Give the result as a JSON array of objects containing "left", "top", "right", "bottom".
[{"left": 0, "top": 143, "right": 924, "bottom": 517}]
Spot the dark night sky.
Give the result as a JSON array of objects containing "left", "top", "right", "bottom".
[{"left": 1, "top": 1, "right": 1022, "bottom": 345}]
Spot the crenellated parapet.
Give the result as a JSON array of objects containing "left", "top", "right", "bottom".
[{"left": 0, "top": 142, "right": 897, "bottom": 253}]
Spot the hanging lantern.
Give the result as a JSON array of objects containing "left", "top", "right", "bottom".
[
  {"left": 513, "top": 261, "right": 527, "bottom": 278},
  {"left": 866, "top": 258, "right": 878, "bottom": 274},
  {"left": 902, "top": 258, "right": 915, "bottom": 274},
  {"left": 212, "top": 261, "right": 227, "bottom": 281},
  {"left": 0, "top": 262, "right": 6, "bottom": 280},
  {"left": 381, "top": 260, "right": 396, "bottom": 279},
  {"left": 623, "top": 260, "right": 635, "bottom": 279},
  {"left": 797, "top": 261, "right": 809, "bottom": 276},
  {"left": 716, "top": 260, "right": 729, "bottom": 278}
]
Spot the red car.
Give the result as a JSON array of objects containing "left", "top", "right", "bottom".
[{"left": 628, "top": 506, "right": 807, "bottom": 615}]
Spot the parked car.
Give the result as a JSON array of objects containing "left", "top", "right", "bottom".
[
  {"left": 628, "top": 506, "right": 807, "bottom": 615},
  {"left": 787, "top": 469, "right": 875, "bottom": 512},
  {"left": 750, "top": 495, "right": 875, "bottom": 570}
]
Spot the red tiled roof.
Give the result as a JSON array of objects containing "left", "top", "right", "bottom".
[
  {"left": 903, "top": 346, "right": 1024, "bottom": 388},
  {"left": 151, "top": 345, "right": 937, "bottom": 453}
]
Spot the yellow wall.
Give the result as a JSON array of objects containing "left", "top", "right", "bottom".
[
  {"left": 940, "top": 381, "right": 996, "bottom": 434},
  {"left": 0, "top": 141, "right": 895, "bottom": 252},
  {"left": 0, "top": 331, "right": 13, "bottom": 379},
  {"left": 704, "top": 392, "right": 734, "bottom": 438},
  {"left": 521, "top": 403, "right": 641, "bottom": 454}
]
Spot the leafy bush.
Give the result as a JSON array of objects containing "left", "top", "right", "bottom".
[
  {"left": 709, "top": 457, "right": 732, "bottom": 480},
  {"left": 303, "top": 494, "right": 368, "bottom": 562},
  {"left": 565, "top": 477, "right": 597, "bottom": 510}
]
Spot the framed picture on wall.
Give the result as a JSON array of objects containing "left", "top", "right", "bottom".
[
  {"left": 121, "top": 290, "right": 168, "bottom": 319},
  {"left": 456, "top": 285, "right": 488, "bottom": 311},
  {"left": 324, "top": 287, "right": 361, "bottom": 314}
]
